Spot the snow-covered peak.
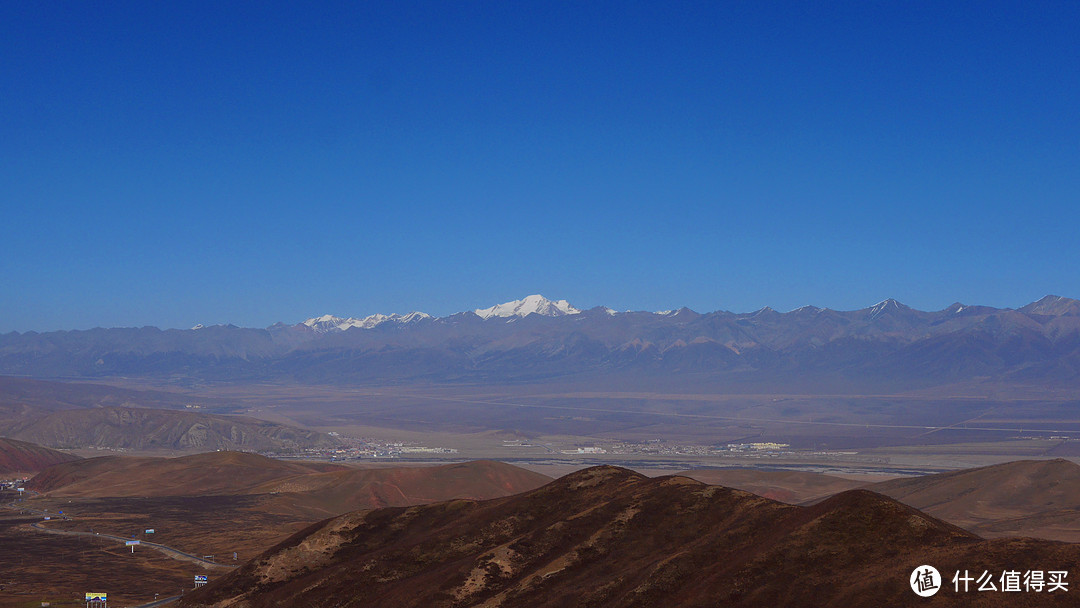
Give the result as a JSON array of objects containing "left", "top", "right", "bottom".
[
  {"left": 474, "top": 295, "right": 581, "bottom": 319},
  {"left": 868, "top": 298, "right": 910, "bottom": 320},
  {"left": 303, "top": 315, "right": 347, "bottom": 332},
  {"left": 302, "top": 311, "right": 432, "bottom": 333},
  {"left": 398, "top": 311, "right": 433, "bottom": 323},
  {"left": 191, "top": 324, "right": 205, "bottom": 330}
]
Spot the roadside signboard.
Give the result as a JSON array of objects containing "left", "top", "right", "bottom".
[
  {"left": 194, "top": 575, "right": 208, "bottom": 588},
  {"left": 125, "top": 540, "right": 140, "bottom": 546},
  {"left": 145, "top": 528, "right": 155, "bottom": 534},
  {"left": 43, "top": 516, "right": 50, "bottom": 520},
  {"left": 85, "top": 593, "right": 107, "bottom": 601}
]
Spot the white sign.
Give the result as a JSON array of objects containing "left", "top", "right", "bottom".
[
  {"left": 125, "top": 540, "right": 140, "bottom": 546},
  {"left": 145, "top": 529, "right": 155, "bottom": 534}
]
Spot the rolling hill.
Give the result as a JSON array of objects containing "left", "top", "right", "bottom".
[
  {"left": 179, "top": 465, "right": 1080, "bottom": 608},
  {"left": 26, "top": 451, "right": 344, "bottom": 497},
  {"left": 28, "top": 453, "right": 551, "bottom": 515},
  {"left": 253, "top": 460, "right": 554, "bottom": 518},
  {"left": 0, "top": 437, "right": 79, "bottom": 475},
  {"left": 24, "top": 455, "right": 554, "bottom": 563},
  {"left": 873, "top": 458, "right": 1080, "bottom": 542},
  {"left": 675, "top": 468, "right": 867, "bottom": 503}
]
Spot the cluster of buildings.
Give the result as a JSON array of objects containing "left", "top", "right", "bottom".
[
  {"left": 0, "top": 477, "right": 28, "bottom": 491},
  {"left": 279, "top": 438, "right": 458, "bottom": 461},
  {"left": 721, "top": 442, "right": 791, "bottom": 453},
  {"left": 559, "top": 447, "right": 607, "bottom": 455}
]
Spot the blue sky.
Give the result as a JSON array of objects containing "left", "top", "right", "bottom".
[{"left": 2, "top": 2, "right": 1078, "bottom": 331}]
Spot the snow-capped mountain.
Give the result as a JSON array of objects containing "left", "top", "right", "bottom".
[
  {"left": 474, "top": 295, "right": 581, "bottom": 319},
  {"left": 300, "top": 295, "right": 580, "bottom": 332},
  {"left": 299, "top": 295, "right": 919, "bottom": 327},
  {"left": 7, "top": 295, "right": 1080, "bottom": 392},
  {"left": 303, "top": 311, "right": 432, "bottom": 333},
  {"left": 867, "top": 298, "right": 912, "bottom": 320}
]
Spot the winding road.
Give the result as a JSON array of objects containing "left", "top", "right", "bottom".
[
  {"left": 4, "top": 496, "right": 233, "bottom": 607},
  {"left": 28, "top": 521, "right": 235, "bottom": 570},
  {"left": 5, "top": 496, "right": 233, "bottom": 570}
]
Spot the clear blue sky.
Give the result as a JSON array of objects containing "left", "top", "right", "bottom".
[{"left": 2, "top": 1, "right": 1078, "bottom": 331}]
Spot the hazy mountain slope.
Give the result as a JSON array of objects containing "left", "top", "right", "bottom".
[
  {"left": 0, "top": 376, "right": 212, "bottom": 433},
  {"left": 180, "top": 466, "right": 1080, "bottom": 608},
  {"left": 0, "top": 437, "right": 79, "bottom": 475},
  {"left": 252, "top": 460, "right": 553, "bottom": 518},
  {"left": 874, "top": 458, "right": 1080, "bottom": 542},
  {"left": 28, "top": 455, "right": 550, "bottom": 518},
  {"left": 675, "top": 468, "right": 867, "bottom": 503},
  {"left": 3, "top": 406, "right": 340, "bottom": 451},
  {"left": 27, "top": 451, "right": 344, "bottom": 497},
  {"left": 0, "top": 376, "right": 190, "bottom": 411}
]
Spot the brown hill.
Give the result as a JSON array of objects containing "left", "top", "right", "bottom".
[
  {"left": 253, "top": 460, "right": 554, "bottom": 518},
  {"left": 4, "top": 405, "right": 340, "bottom": 451},
  {"left": 874, "top": 458, "right": 1080, "bottom": 542},
  {"left": 29, "top": 455, "right": 551, "bottom": 513},
  {"left": 24, "top": 458, "right": 553, "bottom": 567},
  {"left": 180, "top": 466, "right": 1080, "bottom": 608},
  {"left": 0, "top": 436, "right": 79, "bottom": 475},
  {"left": 27, "top": 451, "right": 344, "bottom": 497},
  {"left": 675, "top": 468, "right": 867, "bottom": 504}
]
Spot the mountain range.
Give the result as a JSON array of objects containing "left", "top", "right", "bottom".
[{"left": 4, "top": 294, "right": 1080, "bottom": 391}]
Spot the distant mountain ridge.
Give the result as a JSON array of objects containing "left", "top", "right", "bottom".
[
  {"left": 299, "top": 294, "right": 1080, "bottom": 330},
  {"left": 3, "top": 294, "right": 1080, "bottom": 391}
]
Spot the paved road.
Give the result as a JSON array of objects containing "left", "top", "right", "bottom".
[
  {"left": 4, "top": 499, "right": 235, "bottom": 570},
  {"left": 28, "top": 521, "right": 236, "bottom": 569},
  {"left": 4, "top": 498, "right": 230, "bottom": 606}
]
